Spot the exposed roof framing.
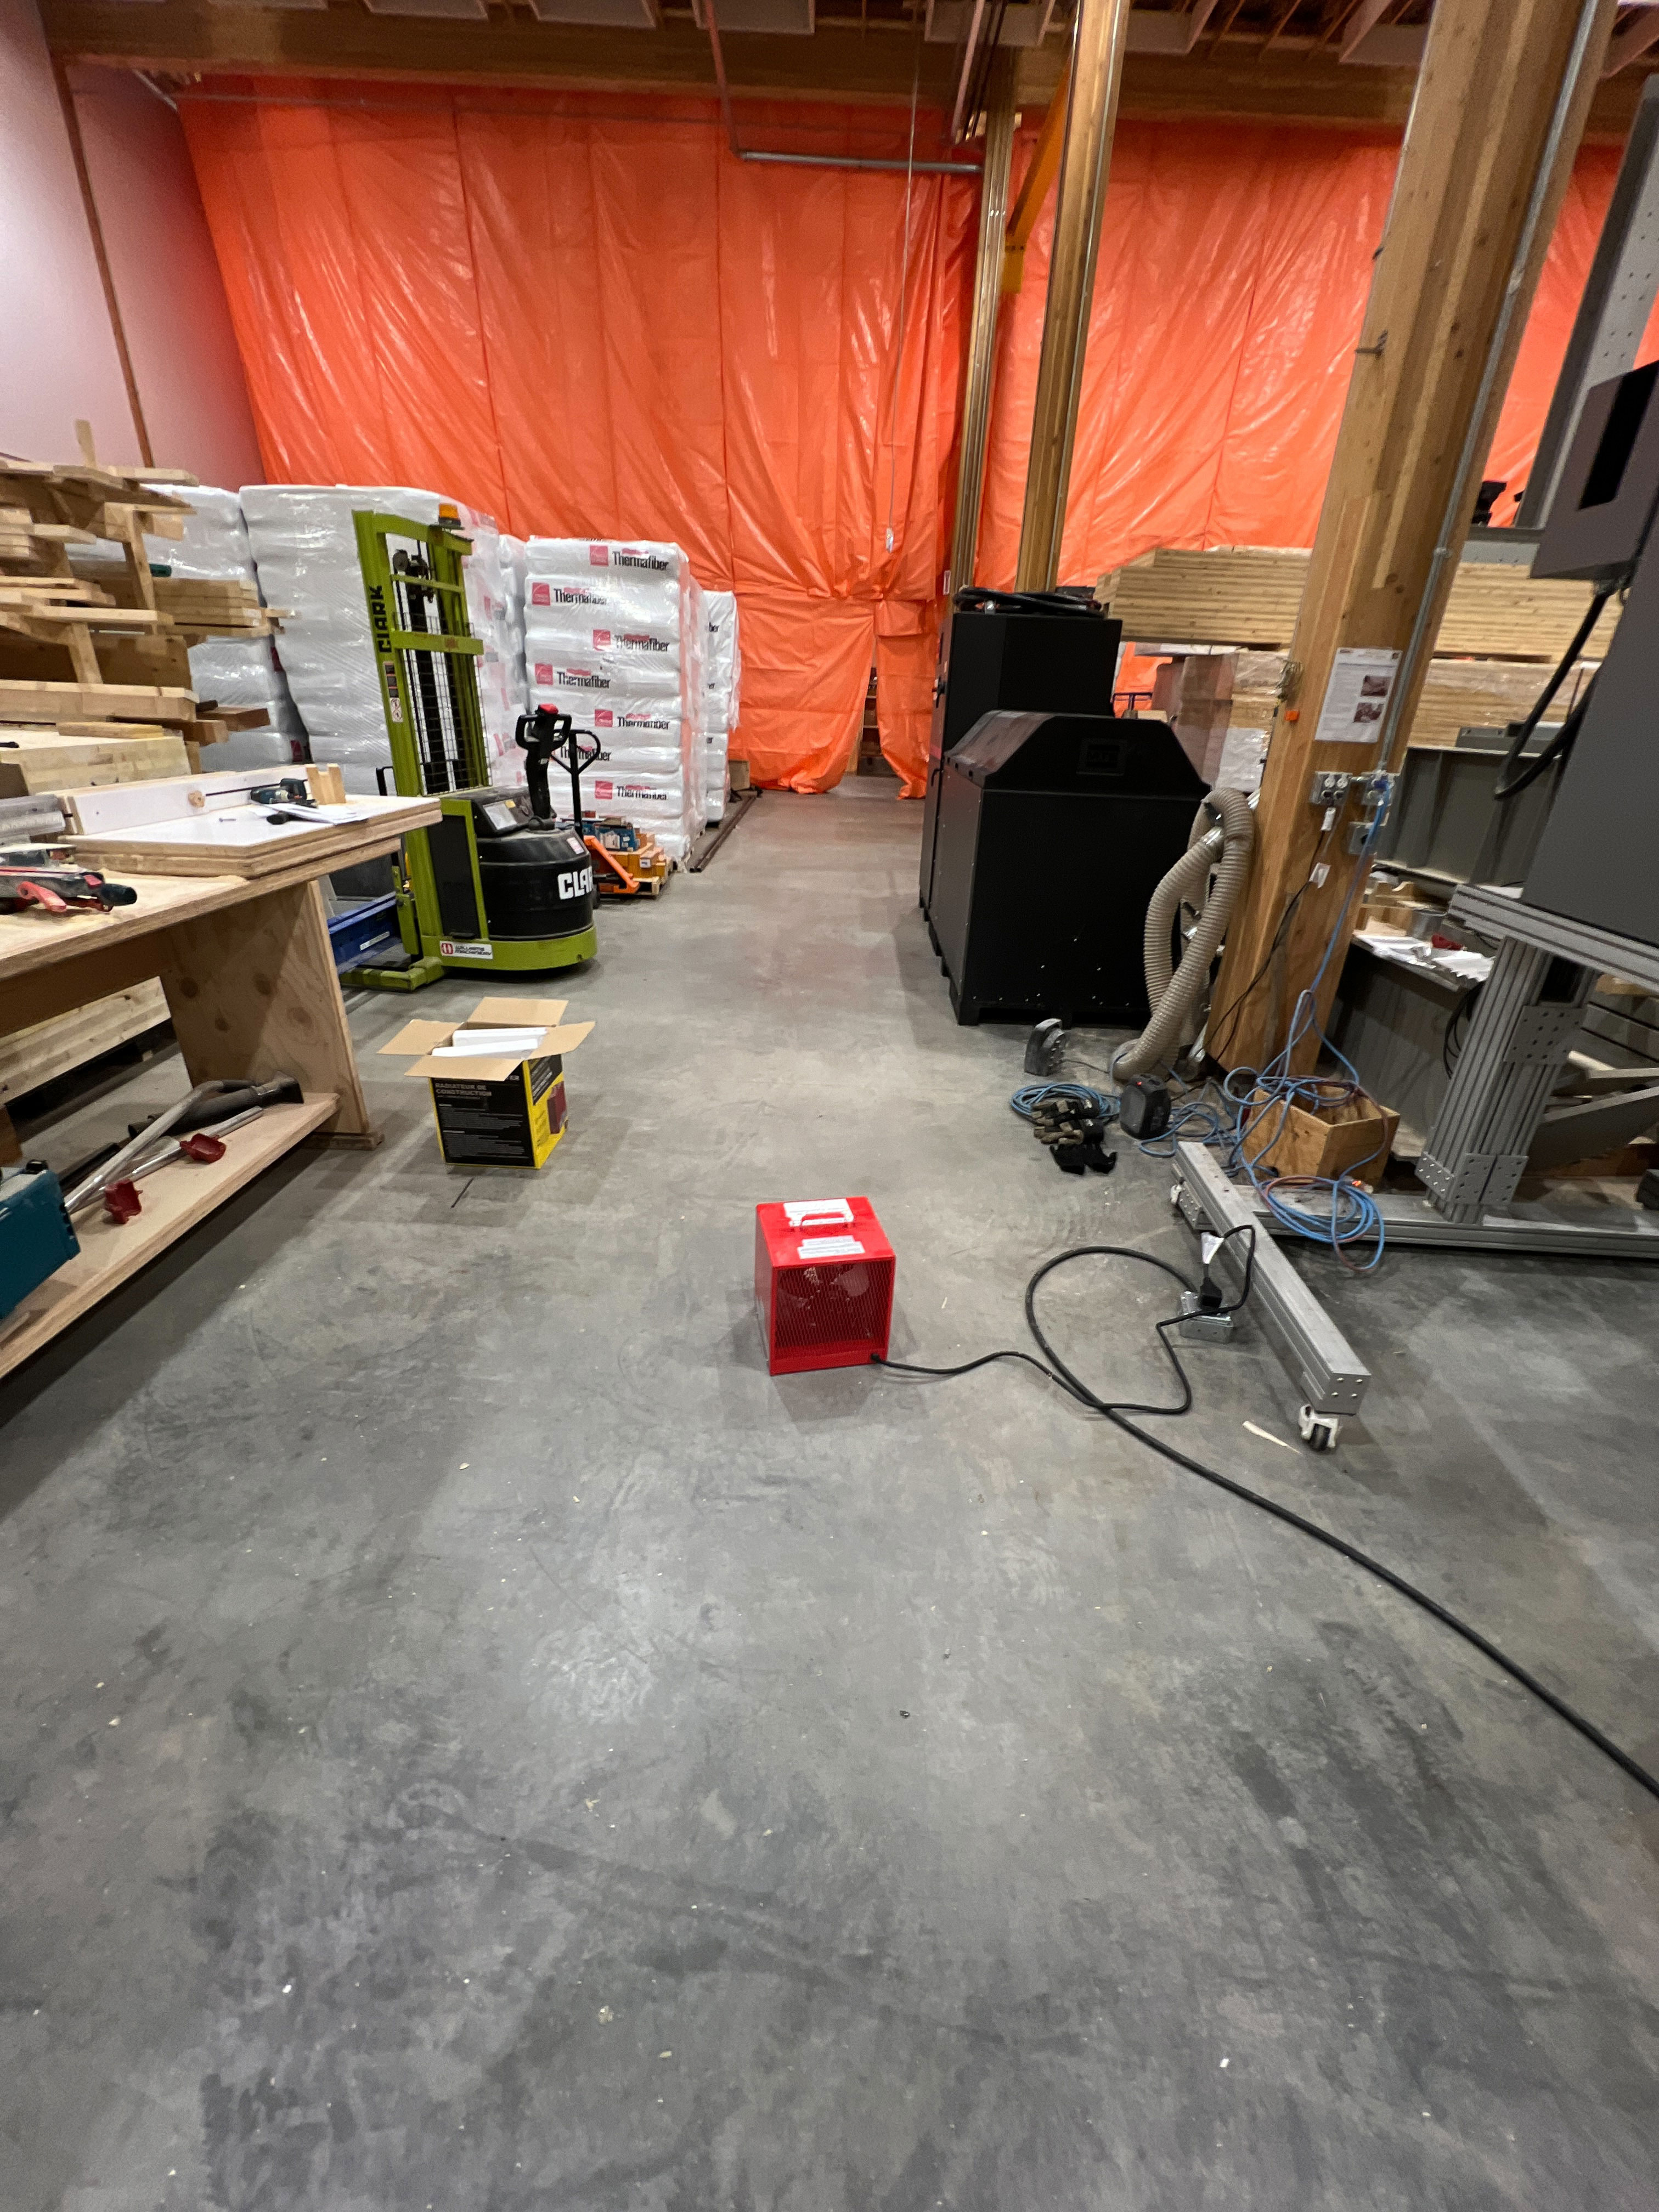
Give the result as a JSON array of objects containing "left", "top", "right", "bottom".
[{"left": 38, "top": 0, "right": 1659, "bottom": 137}]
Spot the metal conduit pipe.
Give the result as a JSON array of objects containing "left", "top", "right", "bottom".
[
  {"left": 704, "top": 1, "right": 980, "bottom": 175},
  {"left": 1112, "top": 787, "right": 1255, "bottom": 1079},
  {"left": 739, "top": 150, "right": 983, "bottom": 175}
]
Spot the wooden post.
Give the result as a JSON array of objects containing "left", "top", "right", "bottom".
[
  {"left": 949, "top": 50, "right": 1017, "bottom": 595},
  {"left": 1210, "top": 0, "right": 1617, "bottom": 1075},
  {"left": 1013, "top": 0, "right": 1133, "bottom": 592},
  {"left": 1000, "top": 46, "right": 1070, "bottom": 301}
]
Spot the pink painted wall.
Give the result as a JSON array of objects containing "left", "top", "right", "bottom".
[
  {"left": 69, "top": 65, "right": 265, "bottom": 485},
  {"left": 0, "top": 0, "right": 134, "bottom": 462},
  {"left": 0, "top": 0, "right": 261, "bottom": 481}
]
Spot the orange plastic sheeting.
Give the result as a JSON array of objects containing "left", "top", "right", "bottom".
[
  {"left": 978, "top": 126, "right": 1656, "bottom": 591},
  {"left": 180, "top": 84, "right": 975, "bottom": 792},
  {"left": 873, "top": 596, "right": 943, "bottom": 796}
]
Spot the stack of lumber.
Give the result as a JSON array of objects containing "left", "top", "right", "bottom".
[
  {"left": 1406, "top": 657, "right": 1596, "bottom": 746},
  {"left": 0, "top": 984, "right": 170, "bottom": 1120},
  {"left": 151, "top": 575, "right": 275, "bottom": 634},
  {"left": 1096, "top": 546, "right": 1621, "bottom": 662}
]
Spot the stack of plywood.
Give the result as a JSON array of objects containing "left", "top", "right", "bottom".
[{"left": 1097, "top": 546, "right": 1621, "bottom": 663}]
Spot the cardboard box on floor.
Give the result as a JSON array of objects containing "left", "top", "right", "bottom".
[{"left": 379, "top": 995, "right": 595, "bottom": 1170}]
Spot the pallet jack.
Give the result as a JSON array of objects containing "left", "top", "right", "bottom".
[
  {"left": 512, "top": 703, "right": 672, "bottom": 901},
  {"left": 341, "top": 510, "right": 597, "bottom": 991}
]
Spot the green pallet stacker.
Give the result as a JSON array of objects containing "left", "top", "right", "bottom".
[{"left": 342, "top": 507, "right": 597, "bottom": 990}]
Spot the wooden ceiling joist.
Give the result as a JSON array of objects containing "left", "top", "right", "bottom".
[{"left": 37, "top": 0, "right": 1658, "bottom": 134}]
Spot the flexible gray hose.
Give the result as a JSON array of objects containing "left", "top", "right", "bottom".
[{"left": 1112, "top": 786, "right": 1254, "bottom": 1079}]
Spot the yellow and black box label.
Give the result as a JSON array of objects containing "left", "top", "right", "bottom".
[{"left": 428, "top": 1056, "right": 568, "bottom": 1170}]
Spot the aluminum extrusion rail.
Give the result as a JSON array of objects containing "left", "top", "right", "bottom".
[{"left": 1172, "top": 1141, "right": 1370, "bottom": 1430}]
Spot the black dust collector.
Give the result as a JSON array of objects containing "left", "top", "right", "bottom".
[{"left": 928, "top": 710, "right": 1206, "bottom": 1026}]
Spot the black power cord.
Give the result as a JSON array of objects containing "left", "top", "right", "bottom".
[
  {"left": 873, "top": 1238, "right": 1659, "bottom": 1808},
  {"left": 951, "top": 585, "right": 1103, "bottom": 619},
  {"left": 1492, "top": 585, "right": 1612, "bottom": 802}
]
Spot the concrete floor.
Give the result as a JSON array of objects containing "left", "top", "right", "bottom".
[{"left": 3, "top": 781, "right": 1657, "bottom": 2212}]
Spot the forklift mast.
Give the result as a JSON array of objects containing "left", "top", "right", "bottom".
[{"left": 355, "top": 507, "right": 489, "bottom": 799}]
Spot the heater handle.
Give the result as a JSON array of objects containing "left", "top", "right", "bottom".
[{"left": 783, "top": 1199, "right": 855, "bottom": 1229}]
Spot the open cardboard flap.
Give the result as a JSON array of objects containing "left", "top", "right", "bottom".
[{"left": 379, "top": 995, "right": 594, "bottom": 1083}]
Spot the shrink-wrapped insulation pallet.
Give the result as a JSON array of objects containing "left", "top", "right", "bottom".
[
  {"left": 133, "top": 486, "right": 305, "bottom": 770},
  {"left": 462, "top": 523, "right": 528, "bottom": 784},
  {"left": 522, "top": 540, "right": 706, "bottom": 861},
  {"left": 702, "top": 592, "right": 741, "bottom": 823},
  {"left": 240, "top": 486, "right": 496, "bottom": 796}
]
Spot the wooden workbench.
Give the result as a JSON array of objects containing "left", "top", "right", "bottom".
[{"left": 0, "top": 801, "right": 438, "bottom": 1380}]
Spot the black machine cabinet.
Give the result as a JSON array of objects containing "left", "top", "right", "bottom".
[
  {"left": 1522, "top": 362, "right": 1659, "bottom": 945},
  {"left": 930, "top": 710, "right": 1206, "bottom": 1026},
  {"left": 918, "top": 603, "right": 1122, "bottom": 932}
]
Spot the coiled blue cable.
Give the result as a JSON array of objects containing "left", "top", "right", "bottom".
[
  {"left": 1009, "top": 1082, "right": 1117, "bottom": 1123},
  {"left": 1218, "top": 810, "right": 1391, "bottom": 1268}
]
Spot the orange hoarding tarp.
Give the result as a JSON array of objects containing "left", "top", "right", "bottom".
[
  {"left": 183, "top": 90, "right": 1652, "bottom": 799},
  {"left": 978, "top": 123, "right": 1654, "bottom": 588},
  {"left": 182, "top": 86, "right": 974, "bottom": 795}
]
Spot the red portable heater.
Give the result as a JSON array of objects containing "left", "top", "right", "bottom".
[{"left": 754, "top": 1197, "right": 895, "bottom": 1375}]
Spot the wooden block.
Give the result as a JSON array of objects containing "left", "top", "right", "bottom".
[
  {"left": 0, "top": 979, "right": 169, "bottom": 1107},
  {"left": 306, "top": 761, "right": 347, "bottom": 806}
]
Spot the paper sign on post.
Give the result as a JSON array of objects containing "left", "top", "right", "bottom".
[{"left": 1314, "top": 648, "right": 1401, "bottom": 746}]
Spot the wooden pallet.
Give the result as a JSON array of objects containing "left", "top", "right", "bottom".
[{"left": 1, "top": 462, "right": 281, "bottom": 723}]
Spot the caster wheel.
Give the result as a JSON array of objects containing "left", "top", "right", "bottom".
[
  {"left": 1170, "top": 1182, "right": 1184, "bottom": 1212},
  {"left": 1299, "top": 1405, "right": 1341, "bottom": 1453}
]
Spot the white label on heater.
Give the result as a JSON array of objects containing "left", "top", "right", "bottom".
[
  {"left": 798, "top": 1235, "right": 864, "bottom": 1260},
  {"left": 438, "top": 939, "right": 494, "bottom": 961}
]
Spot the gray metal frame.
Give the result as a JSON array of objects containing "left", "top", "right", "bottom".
[
  {"left": 1418, "top": 936, "right": 1593, "bottom": 1218},
  {"left": 1172, "top": 1142, "right": 1370, "bottom": 1421},
  {"left": 1172, "top": 885, "right": 1659, "bottom": 1437}
]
